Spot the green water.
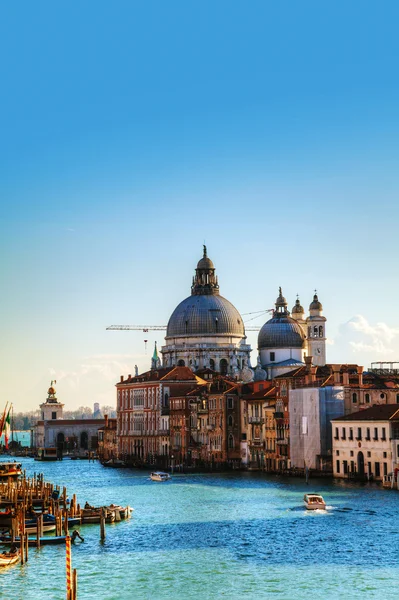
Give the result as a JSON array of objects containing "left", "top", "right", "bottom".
[{"left": 1, "top": 457, "right": 398, "bottom": 599}]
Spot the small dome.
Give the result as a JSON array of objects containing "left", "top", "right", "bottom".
[
  {"left": 258, "top": 316, "right": 305, "bottom": 349},
  {"left": 197, "top": 256, "right": 214, "bottom": 270},
  {"left": 275, "top": 286, "right": 287, "bottom": 307},
  {"left": 292, "top": 297, "right": 304, "bottom": 314},
  {"left": 309, "top": 293, "right": 323, "bottom": 311}
]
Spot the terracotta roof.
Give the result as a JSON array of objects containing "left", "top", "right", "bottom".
[
  {"left": 333, "top": 405, "right": 399, "bottom": 422},
  {"left": 117, "top": 366, "right": 205, "bottom": 385}
]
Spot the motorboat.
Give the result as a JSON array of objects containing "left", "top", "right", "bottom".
[
  {"left": 0, "top": 461, "right": 22, "bottom": 479},
  {"left": 103, "top": 458, "right": 127, "bottom": 468},
  {"left": 104, "top": 505, "right": 133, "bottom": 520},
  {"left": 150, "top": 471, "right": 171, "bottom": 482},
  {"left": 303, "top": 493, "right": 326, "bottom": 510},
  {"left": 35, "top": 447, "right": 58, "bottom": 461},
  {"left": 0, "top": 550, "right": 19, "bottom": 566}
]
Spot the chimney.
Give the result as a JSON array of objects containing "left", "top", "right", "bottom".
[
  {"left": 357, "top": 366, "right": 364, "bottom": 387},
  {"left": 120, "top": 375, "right": 124, "bottom": 383},
  {"left": 310, "top": 366, "right": 317, "bottom": 383},
  {"left": 332, "top": 365, "right": 341, "bottom": 385},
  {"left": 304, "top": 356, "right": 312, "bottom": 373},
  {"left": 104, "top": 414, "right": 109, "bottom": 427}
]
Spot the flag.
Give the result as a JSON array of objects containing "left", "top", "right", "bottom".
[{"left": 4, "top": 407, "right": 11, "bottom": 450}]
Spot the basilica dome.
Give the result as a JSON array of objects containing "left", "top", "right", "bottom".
[
  {"left": 258, "top": 316, "right": 305, "bottom": 349},
  {"left": 166, "top": 294, "right": 244, "bottom": 338},
  {"left": 258, "top": 287, "right": 305, "bottom": 350}
]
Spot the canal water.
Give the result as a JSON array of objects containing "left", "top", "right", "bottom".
[{"left": 1, "top": 457, "right": 398, "bottom": 599}]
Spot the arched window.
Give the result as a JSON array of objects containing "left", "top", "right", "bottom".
[
  {"left": 228, "top": 434, "right": 234, "bottom": 449},
  {"left": 228, "top": 415, "right": 233, "bottom": 427},
  {"left": 319, "top": 326, "right": 323, "bottom": 337},
  {"left": 56, "top": 432, "right": 65, "bottom": 449},
  {"left": 352, "top": 393, "right": 357, "bottom": 404},
  {"left": 365, "top": 393, "right": 370, "bottom": 404},
  {"left": 177, "top": 359, "right": 185, "bottom": 367},
  {"left": 80, "top": 431, "right": 89, "bottom": 450},
  {"left": 220, "top": 359, "right": 228, "bottom": 375},
  {"left": 209, "top": 359, "right": 215, "bottom": 370},
  {"left": 164, "top": 393, "right": 169, "bottom": 408},
  {"left": 314, "top": 326, "right": 318, "bottom": 336}
]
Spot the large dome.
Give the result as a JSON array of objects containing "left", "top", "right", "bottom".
[
  {"left": 166, "top": 294, "right": 245, "bottom": 338},
  {"left": 258, "top": 315, "right": 305, "bottom": 349}
]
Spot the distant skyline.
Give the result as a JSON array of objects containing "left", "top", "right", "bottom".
[{"left": 1, "top": 1, "right": 399, "bottom": 411}]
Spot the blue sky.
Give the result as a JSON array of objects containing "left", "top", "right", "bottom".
[{"left": 1, "top": 1, "right": 399, "bottom": 411}]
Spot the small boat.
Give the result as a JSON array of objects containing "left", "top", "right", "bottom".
[
  {"left": 81, "top": 506, "right": 115, "bottom": 524},
  {"left": 0, "top": 551, "right": 19, "bottom": 566},
  {"left": 24, "top": 523, "right": 56, "bottom": 535},
  {"left": 150, "top": 471, "right": 171, "bottom": 482},
  {"left": 303, "top": 493, "right": 326, "bottom": 510},
  {"left": 104, "top": 505, "right": 133, "bottom": 520},
  {"left": 0, "top": 535, "right": 67, "bottom": 546},
  {"left": 0, "top": 461, "right": 22, "bottom": 479},
  {"left": 103, "top": 459, "right": 127, "bottom": 468},
  {"left": 34, "top": 447, "right": 58, "bottom": 461}
]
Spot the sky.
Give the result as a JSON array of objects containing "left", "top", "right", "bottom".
[{"left": 1, "top": 1, "right": 399, "bottom": 412}]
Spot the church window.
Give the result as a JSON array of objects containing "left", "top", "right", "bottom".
[
  {"left": 314, "top": 326, "right": 318, "bottom": 336},
  {"left": 210, "top": 359, "right": 215, "bottom": 370},
  {"left": 270, "top": 352, "right": 275, "bottom": 362},
  {"left": 220, "top": 359, "right": 228, "bottom": 375}
]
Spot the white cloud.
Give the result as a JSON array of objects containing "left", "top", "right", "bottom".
[{"left": 341, "top": 314, "right": 399, "bottom": 356}]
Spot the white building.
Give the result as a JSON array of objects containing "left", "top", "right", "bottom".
[
  {"left": 332, "top": 404, "right": 399, "bottom": 481},
  {"left": 258, "top": 289, "right": 327, "bottom": 379}
]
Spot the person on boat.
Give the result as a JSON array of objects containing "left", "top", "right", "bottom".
[
  {"left": 84, "top": 501, "right": 94, "bottom": 509},
  {"left": 71, "top": 530, "right": 84, "bottom": 543}
]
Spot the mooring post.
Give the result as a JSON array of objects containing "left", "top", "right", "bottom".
[{"left": 100, "top": 508, "right": 106, "bottom": 541}]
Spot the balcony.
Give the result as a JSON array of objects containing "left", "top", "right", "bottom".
[
  {"left": 249, "top": 416, "right": 264, "bottom": 424},
  {"left": 250, "top": 439, "right": 264, "bottom": 447}
]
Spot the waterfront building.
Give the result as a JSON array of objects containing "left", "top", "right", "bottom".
[
  {"left": 332, "top": 404, "right": 399, "bottom": 481},
  {"left": 169, "top": 373, "right": 241, "bottom": 468},
  {"left": 240, "top": 381, "right": 276, "bottom": 469},
  {"left": 98, "top": 415, "right": 117, "bottom": 462},
  {"left": 32, "top": 382, "right": 104, "bottom": 453},
  {"left": 116, "top": 363, "right": 205, "bottom": 465},
  {"left": 161, "top": 246, "right": 252, "bottom": 376}
]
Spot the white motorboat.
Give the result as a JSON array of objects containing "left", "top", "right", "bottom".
[
  {"left": 303, "top": 493, "right": 326, "bottom": 510},
  {"left": 150, "top": 471, "right": 171, "bottom": 482}
]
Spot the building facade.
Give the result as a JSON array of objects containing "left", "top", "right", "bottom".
[{"left": 332, "top": 405, "right": 399, "bottom": 481}]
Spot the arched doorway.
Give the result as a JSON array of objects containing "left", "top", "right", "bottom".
[
  {"left": 56, "top": 432, "right": 65, "bottom": 449},
  {"left": 357, "top": 451, "right": 365, "bottom": 477},
  {"left": 80, "top": 431, "right": 89, "bottom": 450},
  {"left": 177, "top": 359, "right": 185, "bottom": 367},
  {"left": 209, "top": 359, "right": 215, "bottom": 370},
  {"left": 220, "top": 359, "right": 228, "bottom": 375}
]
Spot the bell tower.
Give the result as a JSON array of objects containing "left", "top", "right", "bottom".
[{"left": 306, "top": 292, "right": 327, "bottom": 366}]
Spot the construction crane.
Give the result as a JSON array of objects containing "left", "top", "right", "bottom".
[{"left": 106, "top": 309, "right": 274, "bottom": 333}]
